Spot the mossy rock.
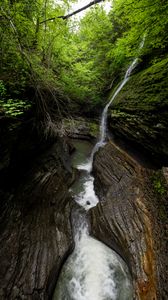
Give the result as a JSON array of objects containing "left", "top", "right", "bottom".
[
  {"left": 60, "top": 117, "right": 99, "bottom": 139},
  {"left": 108, "top": 54, "right": 168, "bottom": 164},
  {"left": 150, "top": 170, "right": 168, "bottom": 222},
  {"left": 111, "top": 55, "right": 168, "bottom": 111}
]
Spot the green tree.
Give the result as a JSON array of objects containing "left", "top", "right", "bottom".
[{"left": 1, "top": 0, "right": 168, "bottom": 123}]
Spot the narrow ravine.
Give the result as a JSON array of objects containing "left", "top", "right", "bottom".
[
  {"left": 52, "top": 55, "right": 142, "bottom": 300},
  {"left": 52, "top": 140, "right": 133, "bottom": 300}
]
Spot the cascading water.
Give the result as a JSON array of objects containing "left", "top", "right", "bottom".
[
  {"left": 87, "top": 56, "right": 140, "bottom": 172},
  {"left": 52, "top": 50, "right": 144, "bottom": 299},
  {"left": 78, "top": 57, "right": 140, "bottom": 173},
  {"left": 87, "top": 37, "right": 145, "bottom": 171},
  {"left": 99, "top": 58, "right": 138, "bottom": 145},
  {"left": 53, "top": 215, "right": 133, "bottom": 300},
  {"left": 53, "top": 140, "right": 133, "bottom": 299}
]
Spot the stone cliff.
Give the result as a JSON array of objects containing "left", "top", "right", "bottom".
[
  {"left": 0, "top": 111, "right": 167, "bottom": 299},
  {"left": 90, "top": 140, "right": 168, "bottom": 299},
  {"left": 109, "top": 55, "right": 168, "bottom": 165},
  {"left": 0, "top": 118, "right": 75, "bottom": 299}
]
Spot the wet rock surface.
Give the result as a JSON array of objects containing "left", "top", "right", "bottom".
[
  {"left": 90, "top": 140, "right": 168, "bottom": 299},
  {"left": 109, "top": 110, "right": 168, "bottom": 165},
  {"left": 109, "top": 55, "right": 168, "bottom": 164},
  {"left": 57, "top": 117, "right": 99, "bottom": 140},
  {"left": 1, "top": 115, "right": 167, "bottom": 300},
  {"left": 0, "top": 120, "right": 75, "bottom": 299}
]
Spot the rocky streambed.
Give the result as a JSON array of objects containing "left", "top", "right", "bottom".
[{"left": 0, "top": 117, "right": 167, "bottom": 299}]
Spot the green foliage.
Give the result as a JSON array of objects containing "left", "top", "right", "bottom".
[
  {"left": 0, "top": 99, "right": 31, "bottom": 116},
  {"left": 112, "top": 0, "right": 168, "bottom": 53},
  {"left": 1, "top": 0, "right": 168, "bottom": 118},
  {"left": 151, "top": 171, "right": 167, "bottom": 221},
  {"left": 0, "top": 80, "right": 31, "bottom": 116},
  {"left": 0, "top": 80, "right": 7, "bottom": 97},
  {"left": 0, "top": 0, "right": 71, "bottom": 120},
  {"left": 59, "top": 6, "right": 115, "bottom": 107},
  {"left": 58, "top": 0, "right": 168, "bottom": 108},
  {"left": 151, "top": 172, "right": 167, "bottom": 196}
]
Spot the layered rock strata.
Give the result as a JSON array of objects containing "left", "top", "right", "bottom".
[
  {"left": 91, "top": 140, "right": 168, "bottom": 299},
  {"left": 109, "top": 55, "right": 168, "bottom": 164},
  {"left": 0, "top": 120, "right": 75, "bottom": 299}
]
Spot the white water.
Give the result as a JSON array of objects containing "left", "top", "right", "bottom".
[
  {"left": 96, "top": 57, "right": 139, "bottom": 150},
  {"left": 53, "top": 135, "right": 133, "bottom": 300},
  {"left": 99, "top": 37, "right": 145, "bottom": 147},
  {"left": 74, "top": 174, "right": 99, "bottom": 209},
  {"left": 52, "top": 53, "right": 144, "bottom": 299},
  {"left": 53, "top": 219, "right": 133, "bottom": 300},
  {"left": 82, "top": 56, "right": 141, "bottom": 173}
]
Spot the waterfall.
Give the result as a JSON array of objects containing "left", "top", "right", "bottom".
[
  {"left": 52, "top": 43, "right": 146, "bottom": 299},
  {"left": 89, "top": 38, "right": 146, "bottom": 168},
  {"left": 96, "top": 58, "right": 139, "bottom": 148},
  {"left": 80, "top": 56, "right": 139, "bottom": 173}
]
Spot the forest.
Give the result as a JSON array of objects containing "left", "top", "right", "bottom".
[{"left": 1, "top": 0, "right": 168, "bottom": 124}]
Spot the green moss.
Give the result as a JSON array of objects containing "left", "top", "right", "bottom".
[
  {"left": 89, "top": 122, "right": 99, "bottom": 137},
  {"left": 150, "top": 171, "right": 167, "bottom": 221},
  {"left": 61, "top": 118, "right": 99, "bottom": 139},
  {"left": 151, "top": 171, "right": 166, "bottom": 196},
  {"left": 111, "top": 55, "right": 168, "bottom": 112}
]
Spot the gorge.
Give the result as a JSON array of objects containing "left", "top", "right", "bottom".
[
  {"left": 52, "top": 52, "right": 144, "bottom": 299},
  {"left": 0, "top": 67, "right": 168, "bottom": 299},
  {"left": 0, "top": 0, "right": 168, "bottom": 299}
]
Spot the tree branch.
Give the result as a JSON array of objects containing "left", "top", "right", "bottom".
[{"left": 40, "top": 0, "right": 104, "bottom": 24}]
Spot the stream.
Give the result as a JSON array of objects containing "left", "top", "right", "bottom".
[
  {"left": 52, "top": 55, "right": 142, "bottom": 299},
  {"left": 53, "top": 140, "right": 133, "bottom": 300}
]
